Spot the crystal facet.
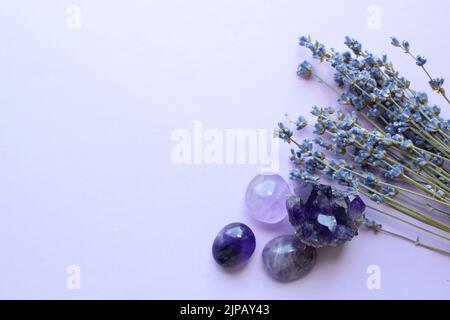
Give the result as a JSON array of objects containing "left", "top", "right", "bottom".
[
  {"left": 287, "top": 183, "right": 366, "bottom": 248},
  {"left": 245, "top": 174, "right": 290, "bottom": 224},
  {"left": 212, "top": 223, "right": 256, "bottom": 269},
  {"left": 262, "top": 235, "right": 316, "bottom": 282}
]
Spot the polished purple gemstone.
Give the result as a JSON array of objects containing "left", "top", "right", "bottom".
[
  {"left": 262, "top": 235, "right": 316, "bottom": 282},
  {"left": 212, "top": 223, "right": 256, "bottom": 269},
  {"left": 245, "top": 173, "right": 291, "bottom": 224},
  {"left": 287, "top": 183, "right": 366, "bottom": 248}
]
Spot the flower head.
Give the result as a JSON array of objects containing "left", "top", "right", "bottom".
[
  {"left": 429, "top": 78, "right": 444, "bottom": 91},
  {"left": 416, "top": 55, "right": 427, "bottom": 67},
  {"left": 344, "top": 36, "right": 362, "bottom": 55},
  {"left": 295, "top": 116, "right": 308, "bottom": 130},
  {"left": 402, "top": 40, "right": 410, "bottom": 53},
  {"left": 276, "top": 122, "right": 293, "bottom": 142},
  {"left": 298, "top": 36, "right": 310, "bottom": 47},
  {"left": 390, "top": 37, "right": 400, "bottom": 47},
  {"left": 297, "top": 61, "right": 313, "bottom": 79}
]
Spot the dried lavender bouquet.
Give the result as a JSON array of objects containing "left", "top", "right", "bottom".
[{"left": 277, "top": 36, "right": 450, "bottom": 255}]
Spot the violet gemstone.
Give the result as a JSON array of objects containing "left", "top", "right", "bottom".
[
  {"left": 286, "top": 183, "right": 366, "bottom": 248},
  {"left": 262, "top": 235, "right": 316, "bottom": 282},
  {"left": 212, "top": 223, "right": 256, "bottom": 269},
  {"left": 245, "top": 174, "right": 291, "bottom": 224}
]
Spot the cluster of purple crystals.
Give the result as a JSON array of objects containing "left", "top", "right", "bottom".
[
  {"left": 212, "top": 176, "right": 368, "bottom": 282},
  {"left": 287, "top": 182, "right": 366, "bottom": 248}
]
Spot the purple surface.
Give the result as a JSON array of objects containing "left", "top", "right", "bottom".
[{"left": 0, "top": 0, "right": 449, "bottom": 299}]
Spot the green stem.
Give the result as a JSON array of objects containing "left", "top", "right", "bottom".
[
  {"left": 399, "top": 192, "right": 449, "bottom": 219},
  {"left": 365, "top": 204, "right": 450, "bottom": 242},
  {"left": 305, "top": 150, "right": 450, "bottom": 232},
  {"left": 312, "top": 72, "right": 340, "bottom": 96},
  {"left": 360, "top": 184, "right": 450, "bottom": 233},
  {"left": 410, "top": 126, "right": 450, "bottom": 156},
  {"left": 368, "top": 226, "right": 450, "bottom": 256},
  {"left": 406, "top": 51, "right": 450, "bottom": 105}
]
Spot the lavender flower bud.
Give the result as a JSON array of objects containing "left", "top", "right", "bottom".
[
  {"left": 297, "top": 61, "right": 313, "bottom": 79},
  {"left": 416, "top": 55, "right": 427, "bottom": 67}
]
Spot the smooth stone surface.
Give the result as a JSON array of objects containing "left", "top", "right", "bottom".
[
  {"left": 287, "top": 182, "right": 366, "bottom": 248},
  {"left": 245, "top": 173, "right": 291, "bottom": 224},
  {"left": 262, "top": 235, "right": 316, "bottom": 282},
  {"left": 212, "top": 223, "right": 256, "bottom": 269}
]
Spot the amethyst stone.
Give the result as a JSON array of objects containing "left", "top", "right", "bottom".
[
  {"left": 262, "top": 235, "right": 316, "bottom": 282},
  {"left": 212, "top": 223, "right": 256, "bottom": 269},
  {"left": 245, "top": 174, "right": 290, "bottom": 224},
  {"left": 286, "top": 183, "right": 366, "bottom": 248}
]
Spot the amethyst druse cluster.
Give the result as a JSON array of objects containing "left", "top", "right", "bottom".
[{"left": 287, "top": 182, "right": 366, "bottom": 248}]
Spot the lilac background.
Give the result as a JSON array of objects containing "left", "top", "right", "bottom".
[{"left": 0, "top": 0, "right": 449, "bottom": 299}]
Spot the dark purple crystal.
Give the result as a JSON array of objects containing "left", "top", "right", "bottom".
[
  {"left": 287, "top": 183, "right": 366, "bottom": 248},
  {"left": 212, "top": 223, "right": 256, "bottom": 269}
]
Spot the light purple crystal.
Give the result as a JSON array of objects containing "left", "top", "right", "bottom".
[
  {"left": 287, "top": 182, "right": 366, "bottom": 248},
  {"left": 245, "top": 174, "right": 290, "bottom": 224}
]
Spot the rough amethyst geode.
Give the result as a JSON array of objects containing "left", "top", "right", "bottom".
[{"left": 286, "top": 182, "right": 366, "bottom": 248}]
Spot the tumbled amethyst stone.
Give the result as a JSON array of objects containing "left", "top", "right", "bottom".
[
  {"left": 212, "top": 223, "right": 256, "bottom": 269},
  {"left": 262, "top": 235, "right": 316, "bottom": 282},
  {"left": 286, "top": 183, "right": 366, "bottom": 248},
  {"left": 245, "top": 173, "right": 290, "bottom": 224}
]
